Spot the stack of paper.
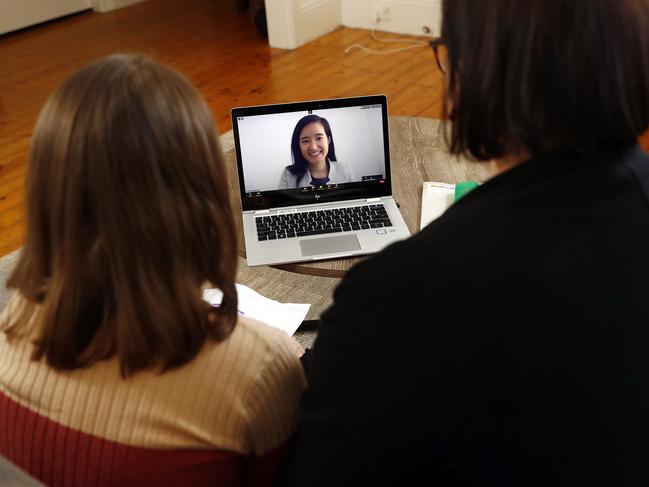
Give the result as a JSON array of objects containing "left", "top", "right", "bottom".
[
  {"left": 420, "top": 182, "right": 455, "bottom": 229},
  {"left": 203, "top": 284, "right": 310, "bottom": 336}
]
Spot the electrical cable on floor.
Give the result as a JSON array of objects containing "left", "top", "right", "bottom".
[{"left": 345, "top": 29, "right": 428, "bottom": 55}]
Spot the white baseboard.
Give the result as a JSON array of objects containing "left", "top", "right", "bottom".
[
  {"left": 342, "top": 0, "right": 441, "bottom": 37},
  {"left": 92, "top": 0, "right": 145, "bottom": 13}
]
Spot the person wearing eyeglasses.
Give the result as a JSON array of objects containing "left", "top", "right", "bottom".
[{"left": 281, "top": 1, "right": 649, "bottom": 486}]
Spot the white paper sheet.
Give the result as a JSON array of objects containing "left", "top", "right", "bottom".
[
  {"left": 202, "top": 284, "right": 310, "bottom": 336},
  {"left": 420, "top": 182, "right": 455, "bottom": 229}
]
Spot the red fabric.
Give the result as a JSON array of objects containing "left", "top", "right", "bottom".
[{"left": 0, "top": 391, "right": 289, "bottom": 487}]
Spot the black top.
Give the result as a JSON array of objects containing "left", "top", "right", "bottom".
[{"left": 281, "top": 145, "right": 649, "bottom": 486}]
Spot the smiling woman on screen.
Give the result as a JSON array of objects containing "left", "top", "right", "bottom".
[{"left": 279, "top": 115, "right": 354, "bottom": 189}]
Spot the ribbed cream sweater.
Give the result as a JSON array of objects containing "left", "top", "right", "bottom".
[{"left": 0, "top": 295, "right": 306, "bottom": 486}]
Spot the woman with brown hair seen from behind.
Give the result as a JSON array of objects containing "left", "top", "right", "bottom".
[
  {"left": 0, "top": 54, "right": 305, "bottom": 487},
  {"left": 282, "top": 1, "right": 649, "bottom": 486}
]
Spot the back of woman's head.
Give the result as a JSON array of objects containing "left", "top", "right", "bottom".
[
  {"left": 442, "top": 0, "right": 649, "bottom": 160},
  {"left": 289, "top": 114, "right": 337, "bottom": 175},
  {"left": 5, "top": 53, "right": 238, "bottom": 376}
]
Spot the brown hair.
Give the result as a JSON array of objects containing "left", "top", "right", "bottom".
[
  {"left": 441, "top": 0, "right": 649, "bottom": 161},
  {"left": 4, "top": 54, "right": 239, "bottom": 376}
]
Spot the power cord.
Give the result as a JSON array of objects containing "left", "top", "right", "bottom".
[{"left": 345, "top": 28, "right": 428, "bottom": 55}]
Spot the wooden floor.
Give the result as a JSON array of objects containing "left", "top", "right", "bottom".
[
  {"left": 1, "top": 0, "right": 648, "bottom": 257},
  {"left": 0, "top": 0, "right": 444, "bottom": 257}
]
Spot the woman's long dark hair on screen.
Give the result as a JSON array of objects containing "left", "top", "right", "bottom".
[{"left": 288, "top": 115, "right": 338, "bottom": 176}]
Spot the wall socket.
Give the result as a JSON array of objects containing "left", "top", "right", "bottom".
[{"left": 370, "top": 3, "right": 391, "bottom": 24}]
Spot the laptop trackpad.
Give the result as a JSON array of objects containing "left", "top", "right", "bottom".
[{"left": 300, "top": 234, "right": 361, "bottom": 256}]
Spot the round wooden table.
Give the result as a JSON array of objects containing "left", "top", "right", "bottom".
[{"left": 222, "top": 116, "right": 491, "bottom": 279}]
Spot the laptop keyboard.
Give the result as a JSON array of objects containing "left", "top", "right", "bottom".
[{"left": 255, "top": 204, "right": 392, "bottom": 241}]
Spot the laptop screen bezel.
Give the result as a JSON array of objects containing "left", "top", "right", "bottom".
[{"left": 231, "top": 95, "right": 392, "bottom": 212}]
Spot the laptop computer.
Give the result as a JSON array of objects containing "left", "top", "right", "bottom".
[{"left": 231, "top": 95, "right": 411, "bottom": 267}]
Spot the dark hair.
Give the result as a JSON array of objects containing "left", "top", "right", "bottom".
[
  {"left": 4, "top": 54, "right": 239, "bottom": 377},
  {"left": 288, "top": 115, "right": 337, "bottom": 175},
  {"left": 441, "top": 0, "right": 649, "bottom": 161}
]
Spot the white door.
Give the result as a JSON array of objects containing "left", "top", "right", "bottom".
[{"left": 0, "top": 0, "right": 92, "bottom": 35}]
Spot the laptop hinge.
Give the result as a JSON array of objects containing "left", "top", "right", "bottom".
[
  {"left": 254, "top": 209, "right": 270, "bottom": 215},
  {"left": 365, "top": 197, "right": 381, "bottom": 202}
]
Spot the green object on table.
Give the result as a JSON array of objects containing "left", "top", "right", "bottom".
[{"left": 454, "top": 181, "right": 480, "bottom": 202}]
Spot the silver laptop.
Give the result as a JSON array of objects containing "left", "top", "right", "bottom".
[{"left": 231, "top": 95, "right": 411, "bottom": 267}]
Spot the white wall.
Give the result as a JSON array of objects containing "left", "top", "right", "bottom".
[
  {"left": 342, "top": 0, "right": 441, "bottom": 37},
  {"left": 267, "top": 0, "right": 441, "bottom": 49},
  {"left": 0, "top": 0, "right": 146, "bottom": 35},
  {"left": 267, "top": 0, "right": 342, "bottom": 49},
  {"left": 0, "top": 0, "right": 90, "bottom": 35}
]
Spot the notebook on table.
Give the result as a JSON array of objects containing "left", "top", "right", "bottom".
[
  {"left": 231, "top": 95, "right": 411, "bottom": 267},
  {"left": 420, "top": 181, "right": 482, "bottom": 230}
]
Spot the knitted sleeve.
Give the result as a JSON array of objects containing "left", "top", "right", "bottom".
[{"left": 241, "top": 331, "right": 306, "bottom": 486}]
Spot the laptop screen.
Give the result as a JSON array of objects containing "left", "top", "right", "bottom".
[{"left": 231, "top": 95, "right": 392, "bottom": 211}]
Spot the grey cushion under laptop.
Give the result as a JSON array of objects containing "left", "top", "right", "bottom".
[{"left": 231, "top": 95, "right": 411, "bottom": 267}]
